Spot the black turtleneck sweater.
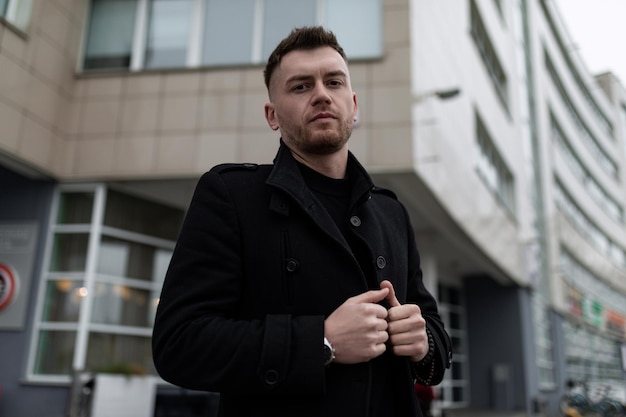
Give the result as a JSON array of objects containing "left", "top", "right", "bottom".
[{"left": 297, "top": 162, "right": 398, "bottom": 417}]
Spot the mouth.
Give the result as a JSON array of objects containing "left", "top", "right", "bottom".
[{"left": 310, "top": 112, "right": 335, "bottom": 122}]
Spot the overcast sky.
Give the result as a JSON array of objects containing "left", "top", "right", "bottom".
[{"left": 553, "top": 0, "right": 626, "bottom": 86}]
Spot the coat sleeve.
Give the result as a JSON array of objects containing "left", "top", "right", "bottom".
[
  {"left": 152, "top": 170, "right": 325, "bottom": 395},
  {"left": 402, "top": 204, "right": 453, "bottom": 385}
]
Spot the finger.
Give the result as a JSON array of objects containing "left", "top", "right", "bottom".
[
  {"left": 388, "top": 304, "right": 422, "bottom": 322},
  {"left": 380, "top": 280, "right": 401, "bottom": 307},
  {"left": 346, "top": 287, "right": 390, "bottom": 305}
]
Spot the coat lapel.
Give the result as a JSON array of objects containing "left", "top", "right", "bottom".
[{"left": 266, "top": 142, "right": 352, "bottom": 253}]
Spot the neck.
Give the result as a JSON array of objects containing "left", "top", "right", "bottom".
[{"left": 290, "top": 148, "right": 348, "bottom": 179}]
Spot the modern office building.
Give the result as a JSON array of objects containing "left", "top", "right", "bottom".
[{"left": 1, "top": 0, "right": 625, "bottom": 416}]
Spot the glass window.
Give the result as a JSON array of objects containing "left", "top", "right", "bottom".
[
  {"left": 29, "top": 185, "right": 182, "bottom": 380},
  {"left": 544, "top": 51, "right": 618, "bottom": 180},
  {"left": 470, "top": 0, "right": 508, "bottom": 110},
  {"left": 552, "top": 113, "right": 623, "bottom": 224},
  {"left": 91, "top": 282, "right": 154, "bottom": 327},
  {"left": 324, "top": 0, "right": 382, "bottom": 59},
  {"left": 41, "top": 280, "right": 84, "bottom": 322},
  {"left": 475, "top": 112, "right": 516, "bottom": 214},
  {"left": 84, "top": 0, "right": 138, "bottom": 70},
  {"left": 202, "top": 0, "right": 256, "bottom": 66},
  {"left": 1, "top": 0, "right": 32, "bottom": 30},
  {"left": 34, "top": 330, "right": 76, "bottom": 375},
  {"left": 493, "top": 0, "right": 502, "bottom": 17},
  {"left": 49, "top": 234, "right": 90, "bottom": 272},
  {"left": 621, "top": 105, "right": 626, "bottom": 146},
  {"left": 261, "top": 0, "right": 317, "bottom": 60},
  {"left": 104, "top": 190, "right": 183, "bottom": 241},
  {"left": 145, "top": 0, "right": 194, "bottom": 69},
  {"left": 436, "top": 284, "right": 469, "bottom": 410},
  {"left": 86, "top": 333, "right": 154, "bottom": 374},
  {"left": 98, "top": 237, "right": 170, "bottom": 281},
  {"left": 57, "top": 192, "right": 94, "bottom": 224},
  {"left": 555, "top": 181, "right": 626, "bottom": 269},
  {"left": 84, "top": 0, "right": 384, "bottom": 71}
]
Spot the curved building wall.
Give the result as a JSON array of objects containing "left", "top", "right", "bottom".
[
  {"left": 535, "top": 0, "right": 626, "bottom": 397},
  {"left": 410, "top": 0, "right": 529, "bottom": 285}
]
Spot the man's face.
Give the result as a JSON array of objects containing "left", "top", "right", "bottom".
[{"left": 264, "top": 46, "right": 358, "bottom": 156}]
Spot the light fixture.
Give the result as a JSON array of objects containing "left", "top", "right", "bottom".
[{"left": 415, "top": 87, "right": 461, "bottom": 103}]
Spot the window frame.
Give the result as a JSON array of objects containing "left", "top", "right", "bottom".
[
  {"left": 470, "top": 0, "right": 509, "bottom": 113},
  {"left": 81, "top": 0, "right": 383, "bottom": 73},
  {"left": 0, "top": 0, "right": 32, "bottom": 32},
  {"left": 474, "top": 111, "right": 517, "bottom": 215},
  {"left": 435, "top": 284, "right": 470, "bottom": 410},
  {"left": 26, "top": 184, "right": 180, "bottom": 383}
]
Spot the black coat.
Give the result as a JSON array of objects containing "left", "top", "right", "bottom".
[{"left": 152, "top": 142, "right": 452, "bottom": 417}]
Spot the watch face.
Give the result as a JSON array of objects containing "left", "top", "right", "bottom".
[
  {"left": 323, "top": 344, "right": 332, "bottom": 364},
  {"left": 323, "top": 338, "right": 334, "bottom": 366}
]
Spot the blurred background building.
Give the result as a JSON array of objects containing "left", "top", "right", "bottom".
[{"left": 1, "top": 0, "right": 625, "bottom": 416}]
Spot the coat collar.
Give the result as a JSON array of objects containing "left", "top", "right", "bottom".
[
  {"left": 266, "top": 139, "right": 374, "bottom": 213},
  {"left": 265, "top": 139, "right": 375, "bottom": 262}
]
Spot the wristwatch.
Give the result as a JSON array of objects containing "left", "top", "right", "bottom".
[{"left": 323, "top": 337, "right": 335, "bottom": 366}]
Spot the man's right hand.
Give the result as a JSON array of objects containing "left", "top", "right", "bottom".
[{"left": 324, "top": 287, "right": 391, "bottom": 364}]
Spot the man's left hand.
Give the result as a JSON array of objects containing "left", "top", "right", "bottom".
[{"left": 380, "top": 280, "right": 429, "bottom": 362}]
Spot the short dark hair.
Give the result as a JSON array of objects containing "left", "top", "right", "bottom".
[{"left": 263, "top": 26, "right": 347, "bottom": 90}]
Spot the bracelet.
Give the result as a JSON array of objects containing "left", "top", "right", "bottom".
[{"left": 412, "top": 326, "right": 436, "bottom": 385}]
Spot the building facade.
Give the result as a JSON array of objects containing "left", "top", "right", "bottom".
[{"left": 1, "top": 0, "right": 625, "bottom": 416}]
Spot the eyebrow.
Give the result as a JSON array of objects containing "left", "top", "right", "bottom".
[{"left": 285, "top": 70, "right": 348, "bottom": 84}]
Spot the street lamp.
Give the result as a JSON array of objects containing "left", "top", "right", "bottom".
[{"left": 414, "top": 87, "right": 461, "bottom": 103}]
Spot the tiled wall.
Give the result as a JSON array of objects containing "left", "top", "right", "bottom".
[{"left": 1, "top": 0, "right": 414, "bottom": 180}]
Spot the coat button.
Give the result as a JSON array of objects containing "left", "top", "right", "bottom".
[
  {"left": 376, "top": 256, "right": 386, "bottom": 269},
  {"left": 285, "top": 258, "right": 299, "bottom": 272},
  {"left": 350, "top": 216, "right": 361, "bottom": 227},
  {"left": 265, "top": 369, "right": 279, "bottom": 385}
]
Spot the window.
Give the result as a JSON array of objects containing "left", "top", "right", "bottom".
[
  {"left": 554, "top": 180, "right": 626, "bottom": 268},
  {"left": 0, "top": 0, "right": 32, "bottom": 31},
  {"left": 435, "top": 285, "right": 469, "bottom": 409},
  {"left": 560, "top": 249, "right": 626, "bottom": 334},
  {"left": 27, "top": 185, "right": 184, "bottom": 381},
  {"left": 83, "top": 0, "right": 383, "bottom": 71},
  {"left": 539, "top": 1, "right": 613, "bottom": 139},
  {"left": 622, "top": 104, "right": 626, "bottom": 150},
  {"left": 551, "top": 112, "right": 623, "bottom": 224},
  {"left": 145, "top": 0, "right": 194, "bottom": 69},
  {"left": 470, "top": 0, "right": 509, "bottom": 111},
  {"left": 83, "top": 0, "right": 138, "bottom": 70},
  {"left": 544, "top": 51, "right": 618, "bottom": 180},
  {"left": 493, "top": 0, "right": 503, "bottom": 20},
  {"left": 475, "top": 112, "right": 516, "bottom": 214},
  {"left": 563, "top": 322, "right": 624, "bottom": 382},
  {"left": 560, "top": 248, "right": 626, "bottom": 382}
]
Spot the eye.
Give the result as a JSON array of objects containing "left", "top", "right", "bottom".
[
  {"left": 327, "top": 80, "right": 343, "bottom": 87},
  {"left": 291, "top": 83, "right": 309, "bottom": 92}
]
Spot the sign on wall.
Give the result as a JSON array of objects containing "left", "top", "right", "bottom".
[{"left": 0, "top": 223, "right": 38, "bottom": 330}]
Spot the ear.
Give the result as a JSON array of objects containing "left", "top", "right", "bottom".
[
  {"left": 264, "top": 102, "right": 280, "bottom": 131},
  {"left": 352, "top": 92, "right": 359, "bottom": 123}
]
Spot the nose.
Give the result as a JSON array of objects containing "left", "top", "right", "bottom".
[{"left": 311, "top": 82, "right": 332, "bottom": 105}]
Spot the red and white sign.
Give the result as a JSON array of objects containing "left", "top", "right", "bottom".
[{"left": 0, "top": 263, "right": 19, "bottom": 312}]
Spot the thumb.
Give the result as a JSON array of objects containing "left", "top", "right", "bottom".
[
  {"left": 347, "top": 287, "right": 390, "bottom": 305},
  {"left": 380, "top": 280, "right": 401, "bottom": 307}
]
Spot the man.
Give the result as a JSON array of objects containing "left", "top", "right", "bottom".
[{"left": 152, "top": 26, "right": 452, "bottom": 417}]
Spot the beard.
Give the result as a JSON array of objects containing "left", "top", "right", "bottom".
[{"left": 285, "top": 118, "right": 354, "bottom": 156}]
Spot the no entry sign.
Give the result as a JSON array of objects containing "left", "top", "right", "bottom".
[{"left": 0, "top": 263, "right": 19, "bottom": 312}]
